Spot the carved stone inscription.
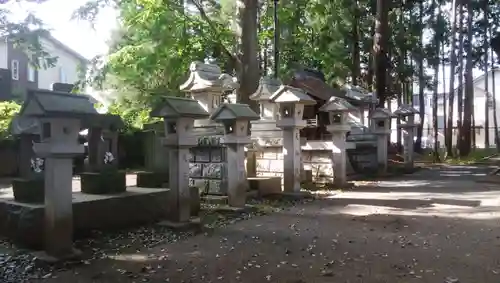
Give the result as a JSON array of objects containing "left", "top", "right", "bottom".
[{"left": 189, "top": 135, "right": 226, "bottom": 195}]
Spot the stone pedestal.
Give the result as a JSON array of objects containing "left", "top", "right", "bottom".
[
  {"left": 168, "top": 146, "right": 192, "bottom": 222},
  {"left": 282, "top": 127, "right": 302, "bottom": 192},
  {"left": 402, "top": 126, "right": 415, "bottom": 169},
  {"left": 331, "top": 132, "right": 348, "bottom": 186},
  {"left": 225, "top": 143, "right": 247, "bottom": 207},
  {"left": 375, "top": 133, "right": 388, "bottom": 173},
  {"left": 43, "top": 157, "right": 74, "bottom": 257}
]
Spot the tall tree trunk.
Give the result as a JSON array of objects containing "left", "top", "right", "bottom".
[
  {"left": 352, "top": 1, "right": 360, "bottom": 85},
  {"left": 432, "top": 0, "right": 440, "bottom": 162},
  {"left": 446, "top": 0, "right": 459, "bottom": 156},
  {"left": 236, "top": 0, "right": 259, "bottom": 109},
  {"left": 492, "top": 39, "right": 500, "bottom": 151},
  {"left": 460, "top": 0, "right": 474, "bottom": 156},
  {"left": 483, "top": 0, "right": 490, "bottom": 148},
  {"left": 456, "top": 4, "right": 465, "bottom": 155},
  {"left": 415, "top": 0, "right": 425, "bottom": 152},
  {"left": 440, "top": 5, "right": 447, "bottom": 156},
  {"left": 373, "top": 0, "right": 390, "bottom": 107}
]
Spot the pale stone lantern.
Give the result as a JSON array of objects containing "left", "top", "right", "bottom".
[
  {"left": 19, "top": 89, "right": 100, "bottom": 261},
  {"left": 270, "top": 85, "right": 316, "bottom": 193},
  {"left": 393, "top": 104, "right": 419, "bottom": 169},
  {"left": 250, "top": 76, "right": 282, "bottom": 120},
  {"left": 210, "top": 103, "right": 260, "bottom": 207},
  {"left": 369, "top": 108, "right": 394, "bottom": 173},
  {"left": 179, "top": 61, "right": 224, "bottom": 126},
  {"left": 319, "top": 96, "right": 357, "bottom": 186},
  {"left": 343, "top": 84, "right": 377, "bottom": 127},
  {"left": 150, "top": 96, "right": 209, "bottom": 225}
]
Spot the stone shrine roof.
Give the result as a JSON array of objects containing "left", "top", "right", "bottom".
[
  {"left": 150, "top": 96, "right": 209, "bottom": 119},
  {"left": 370, "top": 108, "right": 396, "bottom": 119},
  {"left": 19, "top": 89, "right": 100, "bottom": 119},
  {"left": 210, "top": 103, "right": 260, "bottom": 121},
  {"left": 319, "top": 97, "right": 357, "bottom": 112},
  {"left": 393, "top": 104, "right": 419, "bottom": 116},
  {"left": 83, "top": 114, "right": 124, "bottom": 130},
  {"left": 270, "top": 85, "right": 316, "bottom": 105},
  {"left": 250, "top": 77, "right": 282, "bottom": 101},
  {"left": 179, "top": 61, "right": 223, "bottom": 93}
]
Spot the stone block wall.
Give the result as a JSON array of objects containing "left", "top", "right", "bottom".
[
  {"left": 188, "top": 135, "right": 227, "bottom": 195},
  {"left": 255, "top": 141, "right": 335, "bottom": 183}
]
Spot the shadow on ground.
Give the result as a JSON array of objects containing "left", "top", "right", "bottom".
[{"left": 37, "top": 165, "right": 500, "bottom": 283}]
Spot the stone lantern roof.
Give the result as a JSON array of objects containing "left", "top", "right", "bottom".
[
  {"left": 179, "top": 61, "right": 223, "bottom": 93},
  {"left": 250, "top": 77, "right": 282, "bottom": 102}
]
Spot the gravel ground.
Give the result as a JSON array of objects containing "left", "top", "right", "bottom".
[{"left": 4, "top": 165, "right": 500, "bottom": 283}]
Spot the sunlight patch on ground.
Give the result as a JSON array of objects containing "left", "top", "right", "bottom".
[
  {"left": 321, "top": 203, "right": 500, "bottom": 220},
  {"left": 107, "top": 253, "right": 152, "bottom": 262}
]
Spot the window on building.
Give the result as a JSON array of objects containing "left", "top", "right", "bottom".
[
  {"left": 59, "top": 67, "right": 67, "bottom": 83},
  {"left": 11, "top": 60, "right": 19, "bottom": 80},
  {"left": 27, "top": 64, "right": 36, "bottom": 82}
]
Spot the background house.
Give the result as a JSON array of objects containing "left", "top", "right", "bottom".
[
  {"left": 0, "top": 33, "right": 89, "bottom": 101},
  {"left": 398, "top": 69, "right": 500, "bottom": 148}
]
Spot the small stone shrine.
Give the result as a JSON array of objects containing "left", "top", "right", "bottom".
[
  {"left": 137, "top": 121, "right": 170, "bottom": 188},
  {"left": 370, "top": 108, "right": 394, "bottom": 173},
  {"left": 10, "top": 116, "right": 44, "bottom": 203},
  {"left": 319, "top": 96, "right": 357, "bottom": 186},
  {"left": 80, "top": 114, "right": 125, "bottom": 194},
  {"left": 19, "top": 89, "right": 100, "bottom": 260},
  {"left": 393, "top": 104, "right": 419, "bottom": 169},
  {"left": 270, "top": 85, "right": 316, "bottom": 193},
  {"left": 210, "top": 103, "right": 259, "bottom": 207},
  {"left": 150, "top": 96, "right": 209, "bottom": 224}
]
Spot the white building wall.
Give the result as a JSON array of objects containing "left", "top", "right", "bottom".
[
  {"left": 37, "top": 38, "right": 82, "bottom": 90},
  {"left": 0, "top": 40, "right": 8, "bottom": 69}
]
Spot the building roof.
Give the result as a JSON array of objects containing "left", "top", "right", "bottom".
[
  {"left": 43, "top": 33, "right": 89, "bottom": 64},
  {"left": 3, "top": 32, "right": 89, "bottom": 65}
]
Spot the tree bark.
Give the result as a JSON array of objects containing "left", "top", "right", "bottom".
[
  {"left": 483, "top": 0, "right": 490, "bottom": 148},
  {"left": 415, "top": 0, "right": 425, "bottom": 152},
  {"left": 460, "top": 0, "right": 474, "bottom": 156},
  {"left": 446, "top": 0, "right": 459, "bottom": 156},
  {"left": 373, "top": 0, "right": 390, "bottom": 107}
]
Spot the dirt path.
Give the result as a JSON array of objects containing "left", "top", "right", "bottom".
[{"left": 33, "top": 165, "right": 500, "bottom": 282}]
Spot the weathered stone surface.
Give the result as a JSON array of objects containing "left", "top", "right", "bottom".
[
  {"left": 0, "top": 188, "right": 170, "bottom": 249},
  {"left": 80, "top": 171, "right": 127, "bottom": 194},
  {"left": 136, "top": 171, "right": 169, "bottom": 188},
  {"left": 12, "top": 178, "right": 44, "bottom": 203},
  {"left": 248, "top": 177, "right": 282, "bottom": 196}
]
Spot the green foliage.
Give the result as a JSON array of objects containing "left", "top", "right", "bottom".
[
  {"left": 0, "top": 101, "right": 21, "bottom": 139},
  {"left": 74, "top": 0, "right": 500, "bottom": 127}
]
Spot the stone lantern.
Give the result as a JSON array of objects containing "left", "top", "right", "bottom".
[
  {"left": 150, "top": 96, "right": 209, "bottom": 225},
  {"left": 319, "top": 96, "right": 357, "bottom": 186},
  {"left": 247, "top": 76, "right": 283, "bottom": 177},
  {"left": 18, "top": 89, "right": 100, "bottom": 261},
  {"left": 210, "top": 103, "right": 260, "bottom": 207},
  {"left": 270, "top": 85, "right": 316, "bottom": 193},
  {"left": 250, "top": 76, "right": 282, "bottom": 120},
  {"left": 369, "top": 108, "right": 394, "bottom": 173},
  {"left": 343, "top": 84, "right": 377, "bottom": 127},
  {"left": 393, "top": 104, "right": 419, "bottom": 169},
  {"left": 179, "top": 61, "right": 224, "bottom": 126}
]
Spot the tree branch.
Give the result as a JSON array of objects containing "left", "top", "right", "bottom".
[{"left": 188, "top": 0, "right": 240, "bottom": 65}]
